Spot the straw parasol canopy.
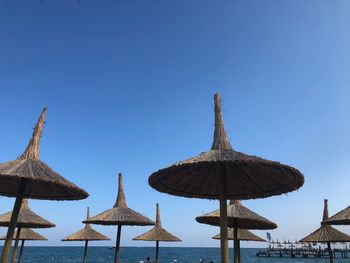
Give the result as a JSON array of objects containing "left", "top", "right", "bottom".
[
  {"left": 0, "top": 199, "right": 54, "bottom": 263},
  {"left": 0, "top": 228, "right": 47, "bottom": 241},
  {"left": 0, "top": 108, "right": 88, "bottom": 263},
  {"left": 0, "top": 108, "right": 88, "bottom": 200},
  {"left": 196, "top": 200, "right": 277, "bottom": 229},
  {"left": 62, "top": 207, "right": 110, "bottom": 241},
  {"left": 0, "top": 199, "right": 55, "bottom": 228},
  {"left": 84, "top": 173, "right": 154, "bottom": 263},
  {"left": 0, "top": 228, "right": 47, "bottom": 263},
  {"left": 299, "top": 199, "right": 350, "bottom": 263},
  {"left": 324, "top": 205, "right": 350, "bottom": 225},
  {"left": 62, "top": 207, "right": 110, "bottom": 263},
  {"left": 212, "top": 228, "right": 266, "bottom": 242},
  {"left": 196, "top": 200, "right": 276, "bottom": 263},
  {"left": 148, "top": 93, "right": 303, "bottom": 263},
  {"left": 133, "top": 203, "right": 181, "bottom": 263}
]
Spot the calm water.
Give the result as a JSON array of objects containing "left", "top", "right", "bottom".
[{"left": 0, "top": 247, "right": 347, "bottom": 263}]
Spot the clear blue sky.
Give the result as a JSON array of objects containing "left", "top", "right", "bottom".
[{"left": 1, "top": 0, "right": 350, "bottom": 247}]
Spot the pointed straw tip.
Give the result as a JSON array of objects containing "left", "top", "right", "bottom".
[
  {"left": 231, "top": 200, "right": 241, "bottom": 206},
  {"left": 21, "top": 199, "right": 29, "bottom": 209},
  {"left": 118, "top": 173, "right": 123, "bottom": 189},
  {"left": 20, "top": 107, "right": 48, "bottom": 160},
  {"left": 322, "top": 199, "right": 329, "bottom": 222},
  {"left": 211, "top": 93, "right": 232, "bottom": 151},
  {"left": 115, "top": 172, "right": 127, "bottom": 208},
  {"left": 156, "top": 203, "right": 161, "bottom": 226},
  {"left": 38, "top": 107, "right": 47, "bottom": 120}
]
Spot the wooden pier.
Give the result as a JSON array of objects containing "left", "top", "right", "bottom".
[{"left": 257, "top": 248, "right": 350, "bottom": 258}]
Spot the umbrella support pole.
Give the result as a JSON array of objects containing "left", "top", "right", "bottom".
[
  {"left": 83, "top": 240, "right": 88, "bottom": 263},
  {"left": 156, "top": 241, "right": 159, "bottom": 263},
  {"left": 114, "top": 225, "right": 122, "bottom": 263},
  {"left": 10, "top": 227, "right": 22, "bottom": 263},
  {"left": 232, "top": 240, "right": 234, "bottom": 263},
  {"left": 18, "top": 240, "right": 25, "bottom": 263},
  {"left": 237, "top": 240, "right": 240, "bottom": 263},
  {"left": 233, "top": 224, "right": 239, "bottom": 263},
  {"left": 0, "top": 180, "right": 26, "bottom": 263},
  {"left": 219, "top": 193, "right": 229, "bottom": 263},
  {"left": 327, "top": 242, "right": 334, "bottom": 263}
]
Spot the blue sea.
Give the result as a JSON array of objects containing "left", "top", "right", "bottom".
[{"left": 0, "top": 247, "right": 346, "bottom": 263}]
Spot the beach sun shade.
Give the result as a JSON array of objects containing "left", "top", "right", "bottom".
[
  {"left": 299, "top": 199, "right": 350, "bottom": 263},
  {"left": 0, "top": 199, "right": 55, "bottom": 263},
  {"left": 133, "top": 203, "right": 181, "bottom": 263},
  {"left": 0, "top": 228, "right": 47, "bottom": 241},
  {"left": 324, "top": 204, "right": 350, "bottom": 225},
  {"left": 196, "top": 200, "right": 276, "bottom": 263},
  {"left": 0, "top": 228, "right": 46, "bottom": 263},
  {"left": 62, "top": 207, "right": 110, "bottom": 263},
  {"left": 213, "top": 228, "right": 265, "bottom": 262},
  {"left": 212, "top": 228, "right": 266, "bottom": 242},
  {"left": 0, "top": 199, "right": 55, "bottom": 229},
  {"left": 84, "top": 173, "right": 155, "bottom": 263},
  {"left": 0, "top": 108, "right": 88, "bottom": 263},
  {"left": 196, "top": 200, "right": 277, "bottom": 229},
  {"left": 148, "top": 93, "right": 303, "bottom": 263}
]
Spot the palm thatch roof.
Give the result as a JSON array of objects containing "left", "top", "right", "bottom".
[
  {"left": 148, "top": 94, "right": 304, "bottom": 200},
  {"left": 0, "top": 108, "right": 88, "bottom": 200},
  {"left": 300, "top": 225, "right": 350, "bottom": 243},
  {"left": 324, "top": 205, "right": 350, "bottom": 225},
  {"left": 133, "top": 203, "right": 181, "bottom": 242},
  {"left": 300, "top": 199, "right": 350, "bottom": 243},
  {"left": 0, "top": 199, "right": 55, "bottom": 228},
  {"left": 62, "top": 207, "right": 110, "bottom": 242},
  {"left": 0, "top": 228, "right": 47, "bottom": 241},
  {"left": 212, "top": 228, "right": 265, "bottom": 242},
  {"left": 196, "top": 200, "right": 277, "bottom": 229},
  {"left": 84, "top": 173, "right": 154, "bottom": 226}
]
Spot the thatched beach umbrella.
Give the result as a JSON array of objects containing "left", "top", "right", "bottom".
[
  {"left": 196, "top": 200, "right": 276, "bottom": 263},
  {"left": 0, "top": 108, "right": 88, "bottom": 263},
  {"left": 84, "top": 173, "right": 154, "bottom": 263},
  {"left": 133, "top": 203, "right": 181, "bottom": 263},
  {"left": 213, "top": 228, "right": 265, "bottom": 262},
  {"left": 212, "top": 228, "right": 265, "bottom": 241},
  {"left": 299, "top": 199, "right": 350, "bottom": 263},
  {"left": 324, "top": 204, "right": 350, "bottom": 225},
  {"left": 0, "top": 199, "right": 55, "bottom": 263},
  {"left": 0, "top": 228, "right": 47, "bottom": 263},
  {"left": 148, "top": 93, "right": 304, "bottom": 263},
  {"left": 62, "top": 207, "right": 110, "bottom": 263}
]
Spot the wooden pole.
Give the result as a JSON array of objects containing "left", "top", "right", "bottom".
[
  {"left": 232, "top": 239, "right": 234, "bottom": 263},
  {"left": 219, "top": 194, "right": 229, "bottom": 263},
  {"left": 1, "top": 180, "right": 27, "bottom": 263},
  {"left": 114, "top": 225, "right": 122, "bottom": 263},
  {"left": 155, "top": 241, "right": 159, "bottom": 263},
  {"left": 233, "top": 224, "right": 239, "bottom": 263},
  {"left": 10, "top": 227, "right": 22, "bottom": 263},
  {"left": 327, "top": 242, "right": 334, "bottom": 263},
  {"left": 17, "top": 240, "right": 25, "bottom": 263},
  {"left": 83, "top": 240, "right": 88, "bottom": 263},
  {"left": 237, "top": 240, "right": 241, "bottom": 262}
]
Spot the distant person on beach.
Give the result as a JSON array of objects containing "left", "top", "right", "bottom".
[{"left": 147, "top": 257, "right": 153, "bottom": 263}]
